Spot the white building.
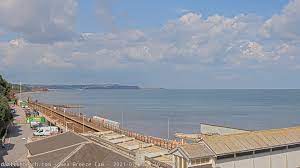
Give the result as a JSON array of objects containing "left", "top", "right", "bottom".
[{"left": 170, "top": 126, "right": 300, "bottom": 168}]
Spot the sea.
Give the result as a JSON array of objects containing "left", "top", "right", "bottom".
[{"left": 20, "top": 89, "right": 300, "bottom": 138}]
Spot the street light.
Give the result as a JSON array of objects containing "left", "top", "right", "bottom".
[
  {"left": 167, "top": 118, "right": 170, "bottom": 139},
  {"left": 66, "top": 121, "right": 73, "bottom": 132},
  {"left": 121, "top": 111, "right": 124, "bottom": 128},
  {"left": 78, "top": 104, "right": 85, "bottom": 133},
  {"left": 63, "top": 108, "right": 66, "bottom": 130},
  {"left": 82, "top": 114, "right": 85, "bottom": 133},
  {"left": 19, "top": 81, "right": 22, "bottom": 100}
]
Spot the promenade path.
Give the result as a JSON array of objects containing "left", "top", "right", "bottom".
[{"left": 0, "top": 105, "right": 33, "bottom": 168}]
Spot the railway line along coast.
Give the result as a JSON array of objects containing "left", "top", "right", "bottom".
[{"left": 27, "top": 99, "right": 181, "bottom": 168}]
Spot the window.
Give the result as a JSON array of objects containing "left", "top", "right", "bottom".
[
  {"left": 191, "top": 159, "right": 197, "bottom": 165},
  {"left": 191, "top": 158, "right": 210, "bottom": 165},
  {"left": 254, "top": 148, "right": 270, "bottom": 154},
  {"left": 272, "top": 146, "right": 286, "bottom": 151},
  {"left": 201, "top": 158, "right": 210, "bottom": 163},
  {"left": 236, "top": 151, "right": 253, "bottom": 157},
  {"left": 288, "top": 144, "right": 300, "bottom": 149},
  {"left": 217, "top": 154, "right": 234, "bottom": 160}
]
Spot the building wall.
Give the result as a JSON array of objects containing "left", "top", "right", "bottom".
[
  {"left": 271, "top": 150, "right": 286, "bottom": 168},
  {"left": 286, "top": 148, "right": 300, "bottom": 168},
  {"left": 214, "top": 149, "right": 300, "bottom": 168},
  {"left": 172, "top": 150, "right": 188, "bottom": 168},
  {"left": 214, "top": 158, "right": 235, "bottom": 168},
  {"left": 234, "top": 155, "right": 253, "bottom": 168},
  {"left": 253, "top": 152, "right": 270, "bottom": 168}
]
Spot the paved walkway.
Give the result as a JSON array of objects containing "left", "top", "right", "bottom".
[{"left": 0, "top": 105, "right": 33, "bottom": 168}]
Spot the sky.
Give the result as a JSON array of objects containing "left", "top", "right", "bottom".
[{"left": 0, "top": 0, "right": 300, "bottom": 89}]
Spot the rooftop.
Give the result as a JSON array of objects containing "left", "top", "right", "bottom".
[
  {"left": 26, "top": 131, "right": 88, "bottom": 156},
  {"left": 171, "top": 143, "right": 214, "bottom": 159},
  {"left": 200, "top": 125, "right": 300, "bottom": 155},
  {"left": 26, "top": 132, "right": 140, "bottom": 168}
]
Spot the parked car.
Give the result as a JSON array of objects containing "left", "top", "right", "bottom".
[
  {"left": 33, "top": 126, "right": 59, "bottom": 136},
  {"left": 25, "top": 112, "right": 31, "bottom": 117},
  {"left": 10, "top": 109, "right": 16, "bottom": 114},
  {"left": 31, "top": 110, "right": 39, "bottom": 116},
  {"left": 31, "top": 122, "right": 46, "bottom": 130}
]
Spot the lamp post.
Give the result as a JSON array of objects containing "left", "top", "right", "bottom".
[
  {"left": 66, "top": 122, "right": 73, "bottom": 132},
  {"left": 167, "top": 118, "right": 170, "bottom": 139},
  {"left": 82, "top": 114, "right": 85, "bottom": 133},
  {"left": 121, "top": 111, "right": 124, "bottom": 128},
  {"left": 19, "top": 81, "right": 22, "bottom": 101},
  {"left": 63, "top": 108, "right": 66, "bottom": 130}
]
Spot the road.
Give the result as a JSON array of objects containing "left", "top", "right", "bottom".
[{"left": 0, "top": 105, "right": 33, "bottom": 168}]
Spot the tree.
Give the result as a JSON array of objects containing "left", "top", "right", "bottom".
[
  {"left": 0, "top": 96, "right": 10, "bottom": 121},
  {"left": 0, "top": 75, "right": 12, "bottom": 123},
  {"left": 0, "top": 75, "right": 10, "bottom": 98}
]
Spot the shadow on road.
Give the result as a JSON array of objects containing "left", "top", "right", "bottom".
[
  {"left": 7, "top": 124, "right": 22, "bottom": 138},
  {"left": 0, "top": 123, "right": 23, "bottom": 168}
]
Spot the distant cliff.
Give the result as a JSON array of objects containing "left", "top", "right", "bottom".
[
  {"left": 11, "top": 84, "right": 48, "bottom": 93},
  {"left": 82, "top": 84, "right": 140, "bottom": 90},
  {"left": 28, "top": 84, "right": 141, "bottom": 90}
]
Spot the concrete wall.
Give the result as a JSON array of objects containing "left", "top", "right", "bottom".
[
  {"left": 286, "top": 148, "right": 300, "bottom": 168},
  {"left": 253, "top": 152, "right": 270, "bottom": 168},
  {"left": 234, "top": 155, "right": 253, "bottom": 168},
  {"left": 214, "top": 148, "right": 300, "bottom": 168},
  {"left": 214, "top": 158, "right": 235, "bottom": 168},
  {"left": 200, "top": 124, "right": 250, "bottom": 135}
]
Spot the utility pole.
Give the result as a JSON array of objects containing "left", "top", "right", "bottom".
[
  {"left": 63, "top": 108, "right": 66, "bottom": 131},
  {"left": 168, "top": 118, "right": 170, "bottom": 139},
  {"left": 19, "top": 81, "right": 22, "bottom": 100},
  {"left": 121, "top": 111, "right": 124, "bottom": 128},
  {"left": 66, "top": 122, "right": 72, "bottom": 132},
  {"left": 82, "top": 114, "right": 85, "bottom": 133},
  {"left": 79, "top": 105, "right": 84, "bottom": 133}
]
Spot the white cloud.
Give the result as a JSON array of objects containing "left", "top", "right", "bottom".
[
  {"left": 0, "top": 38, "right": 75, "bottom": 69},
  {"left": 179, "top": 12, "right": 202, "bottom": 25},
  {"left": 9, "top": 38, "right": 26, "bottom": 48},
  {"left": 158, "top": 13, "right": 266, "bottom": 66},
  {"left": 38, "top": 53, "right": 74, "bottom": 68},
  {"left": 0, "top": 0, "right": 78, "bottom": 43},
  {"left": 261, "top": 0, "right": 300, "bottom": 40},
  {"left": 1, "top": 0, "right": 300, "bottom": 78},
  {"left": 176, "top": 8, "right": 193, "bottom": 15}
]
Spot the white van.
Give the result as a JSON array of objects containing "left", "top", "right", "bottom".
[
  {"left": 30, "top": 121, "right": 40, "bottom": 129},
  {"left": 33, "top": 126, "right": 59, "bottom": 136}
]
